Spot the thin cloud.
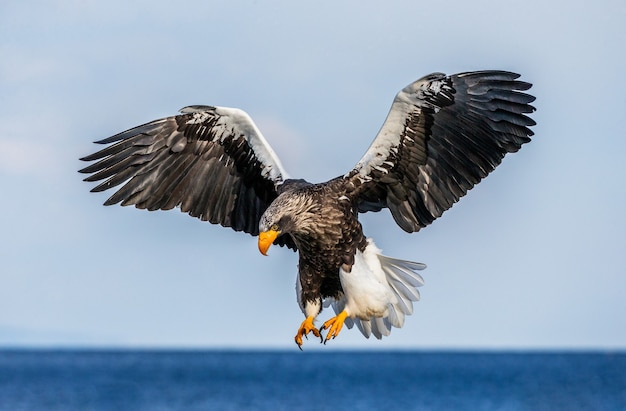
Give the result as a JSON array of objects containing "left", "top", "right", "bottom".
[{"left": 0, "top": 139, "right": 57, "bottom": 176}]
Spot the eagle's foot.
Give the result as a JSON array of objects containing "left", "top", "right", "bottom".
[
  {"left": 321, "top": 310, "right": 349, "bottom": 344},
  {"left": 294, "top": 316, "right": 321, "bottom": 350}
]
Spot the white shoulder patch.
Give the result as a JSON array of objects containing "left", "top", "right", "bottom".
[
  {"left": 180, "top": 105, "right": 289, "bottom": 183},
  {"left": 217, "top": 106, "right": 289, "bottom": 182}
]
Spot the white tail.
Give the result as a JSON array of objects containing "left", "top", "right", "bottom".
[{"left": 326, "top": 238, "right": 426, "bottom": 339}]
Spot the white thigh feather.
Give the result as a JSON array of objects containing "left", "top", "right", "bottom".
[{"left": 327, "top": 238, "right": 426, "bottom": 339}]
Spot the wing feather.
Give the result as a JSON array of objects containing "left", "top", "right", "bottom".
[
  {"left": 80, "top": 105, "right": 291, "bottom": 240},
  {"left": 348, "top": 70, "right": 536, "bottom": 232}
]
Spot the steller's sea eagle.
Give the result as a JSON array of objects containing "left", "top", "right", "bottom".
[{"left": 80, "top": 70, "right": 536, "bottom": 348}]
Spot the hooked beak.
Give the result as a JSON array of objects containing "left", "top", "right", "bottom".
[{"left": 258, "top": 229, "right": 280, "bottom": 256}]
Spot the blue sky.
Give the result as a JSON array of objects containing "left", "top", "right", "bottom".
[{"left": 0, "top": 0, "right": 624, "bottom": 350}]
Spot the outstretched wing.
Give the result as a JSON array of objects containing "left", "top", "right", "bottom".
[
  {"left": 347, "top": 70, "right": 536, "bottom": 232},
  {"left": 80, "top": 105, "right": 289, "bottom": 237}
]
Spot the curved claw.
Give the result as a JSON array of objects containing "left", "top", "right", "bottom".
[
  {"left": 321, "top": 310, "right": 349, "bottom": 344},
  {"left": 294, "top": 316, "right": 321, "bottom": 349}
]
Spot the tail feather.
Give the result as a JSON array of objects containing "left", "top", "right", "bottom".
[
  {"left": 380, "top": 255, "right": 426, "bottom": 287},
  {"left": 386, "top": 302, "right": 405, "bottom": 328},
  {"left": 328, "top": 242, "right": 426, "bottom": 339},
  {"left": 388, "top": 276, "right": 421, "bottom": 303},
  {"left": 354, "top": 315, "right": 395, "bottom": 339}
]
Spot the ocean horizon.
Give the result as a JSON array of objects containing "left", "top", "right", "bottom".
[{"left": 1, "top": 349, "right": 625, "bottom": 410}]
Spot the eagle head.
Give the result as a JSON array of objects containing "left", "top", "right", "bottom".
[{"left": 257, "top": 191, "right": 315, "bottom": 255}]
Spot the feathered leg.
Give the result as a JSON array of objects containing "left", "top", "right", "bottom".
[{"left": 294, "top": 299, "right": 322, "bottom": 349}]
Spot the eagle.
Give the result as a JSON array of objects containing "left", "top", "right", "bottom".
[{"left": 80, "top": 70, "right": 536, "bottom": 348}]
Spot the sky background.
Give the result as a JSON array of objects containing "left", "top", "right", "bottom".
[{"left": 0, "top": 0, "right": 624, "bottom": 350}]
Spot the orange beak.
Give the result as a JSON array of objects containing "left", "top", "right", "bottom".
[{"left": 258, "top": 229, "right": 280, "bottom": 256}]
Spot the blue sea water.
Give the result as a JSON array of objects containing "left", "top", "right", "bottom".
[{"left": 0, "top": 350, "right": 624, "bottom": 411}]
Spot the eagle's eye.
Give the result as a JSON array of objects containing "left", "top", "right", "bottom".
[{"left": 271, "top": 224, "right": 279, "bottom": 232}]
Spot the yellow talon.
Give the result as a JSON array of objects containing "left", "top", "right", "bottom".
[
  {"left": 321, "top": 310, "right": 349, "bottom": 343},
  {"left": 294, "top": 316, "right": 321, "bottom": 349}
]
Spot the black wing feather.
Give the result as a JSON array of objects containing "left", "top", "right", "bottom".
[
  {"left": 348, "top": 70, "right": 536, "bottom": 232},
  {"left": 80, "top": 106, "right": 294, "bottom": 246}
]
